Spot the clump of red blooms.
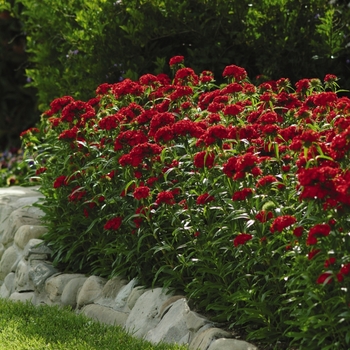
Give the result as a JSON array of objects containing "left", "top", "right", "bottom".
[{"left": 22, "top": 56, "right": 350, "bottom": 291}]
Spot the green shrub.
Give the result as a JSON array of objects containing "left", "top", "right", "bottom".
[
  {"left": 22, "top": 57, "right": 350, "bottom": 348},
  {"left": 3, "top": 0, "right": 350, "bottom": 114}
]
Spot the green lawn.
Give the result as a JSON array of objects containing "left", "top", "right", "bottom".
[{"left": 0, "top": 298, "right": 189, "bottom": 350}]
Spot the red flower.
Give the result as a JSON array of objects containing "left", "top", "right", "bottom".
[
  {"left": 309, "top": 224, "right": 331, "bottom": 237},
  {"left": 232, "top": 188, "right": 253, "bottom": 201},
  {"left": 104, "top": 217, "right": 123, "bottom": 230},
  {"left": 149, "top": 112, "right": 175, "bottom": 137},
  {"left": 169, "top": 55, "right": 184, "bottom": 67},
  {"left": 256, "top": 175, "right": 278, "bottom": 188},
  {"left": 155, "top": 191, "right": 175, "bottom": 205},
  {"left": 133, "top": 186, "right": 151, "bottom": 200},
  {"left": 308, "top": 249, "right": 321, "bottom": 260},
  {"left": 174, "top": 68, "right": 199, "bottom": 85},
  {"left": 193, "top": 151, "right": 215, "bottom": 169},
  {"left": 196, "top": 193, "right": 215, "bottom": 205},
  {"left": 68, "top": 186, "right": 87, "bottom": 202},
  {"left": 324, "top": 257, "right": 336, "bottom": 268},
  {"left": 223, "top": 104, "right": 244, "bottom": 116},
  {"left": 293, "top": 226, "right": 304, "bottom": 237},
  {"left": 270, "top": 215, "right": 296, "bottom": 233},
  {"left": 255, "top": 210, "right": 274, "bottom": 223},
  {"left": 53, "top": 175, "right": 68, "bottom": 188},
  {"left": 233, "top": 233, "right": 253, "bottom": 247},
  {"left": 35, "top": 167, "right": 47, "bottom": 175},
  {"left": 58, "top": 126, "right": 79, "bottom": 140},
  {"left": 222, "top": 65, "right": 247, "bottom": 81},
  {"left": 316, "top": 272, "right": 333, "bottom": 284}
]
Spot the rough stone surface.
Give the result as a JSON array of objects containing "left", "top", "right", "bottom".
[
  {"left": 76, "top": 276, "right": 107, "bottom": 309},
  {"left": 80, "top": 304, "right": 128, "bottom": 326},
  {"left": 0, "top": 245, "right": 20, "bottom": 280},
  {"left": 14, "top": 225, "right": 48, "bottom": 250},
  {"left": 9, "top": 291, "right": 34, "bottom": 303},
  {"left": 14, "top": 258, "right": 34, "bottom": 292},
  {"left": 45, "top": 273, "right": 85, "bottom": 304},
  {"left": 189, "top": 327, "right": 233, "bottom": 350},
  {"left": 0, "top": 272, "right": 15, "bottom": 298},
  {"left": 125, "top": 288, "right": 173, "bottom": 338},
  {"left": 145, "top": 298, "right": 209, "bottom": 345},
  {"left": 61, "top": 276, "right": 87, "bottom": 308},
  {"left": 207, "top": 338, "right": 258, "bottom": 350},
  {"left": 2, "top": 206, "right": 44, "bottom": 246},
  {"left": 126, "top": 286, "right": 147, "bottom": 310},
  {"left": 28, "top": 260, "right": 58, "bottom": 288}
]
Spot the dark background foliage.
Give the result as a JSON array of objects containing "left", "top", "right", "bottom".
[{"left": 1, "top": 0, "right": 350, "bottom": 149}]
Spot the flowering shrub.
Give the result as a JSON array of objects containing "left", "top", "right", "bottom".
[{"left": 22, "top": 58, "right": 350, "bottom": 349}]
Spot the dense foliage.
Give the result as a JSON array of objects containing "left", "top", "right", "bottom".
[
  {"left": 3, "top": 0, "right": 350, "bottom": 113},
  {"left": 0, "top": 8, "right": 37, "bottom": 149},
  {"left": 22, "top": 57, "right": 350, "bottom": 349}
]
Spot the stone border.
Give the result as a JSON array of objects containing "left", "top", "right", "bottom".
[{"left": 0, "top": 186, "right": 258, "bottom": 350}]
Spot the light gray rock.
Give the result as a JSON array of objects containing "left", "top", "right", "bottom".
[
  {"left": 125, "top": 288, "right": 173, "bottom": 338},
  {"left": 76, "top": 276, "right": 107, "bottom": 309},
  {"left": 0, "top": 245, "right": 20, "bottom": 280},
  {"left": 14, "top": 258, "right": 34, "bottom": 292},
  {"left": 207, "top": 338, "right": 258, "bottom": 350},
  {"left": 126, "top": 286, "right": 147, "bottom": 310},
  {"left": 189, "top": 327, "right": 233, "bottom": 350},
  {"left": 45, "top": 273, "right": 85, "bottom": 304},
  {"left": 0, "top": 243, "right": 5, "bottom": 260},
  {"left": 114, "top": 278, "right": 138, "bottom": 310},
  {"left": 28, "top": 260, "right": 58, "bottom": 288},
  {"left": 2, "top": 206, "right": 44, "bottom": 246},
  {"left": 14, "top": 225, "right": 48, "bottom": 250},
  {"left": 23, "top": 238, "right": 52, "bottom": 261},
  {"left": 80, "top": 304, "right": 128, "bottom": 326},
  {"left": 61, "top": 276, "right": 88, "bottom": 308},
  {"left": 0, "top": 272, "right": 15, "bottom": 298},
  {"left": 145, "top": 298, "right": 209, "bottom": 345},
  {"left": 9, "top": 291, "right": 34, "bottom": 303}
]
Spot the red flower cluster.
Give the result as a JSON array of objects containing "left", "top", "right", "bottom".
[
  {"left": 104, "top": 216, "right": 123, "bottom": 230},
  {"left": 196, "top": 193, "right": 215, "bottom": 205},
  {"left": 270, "top": 215, "right": 296, "bottom": 233},
  {"left": 155, "top": 191, "right": 175, "bottom": 205},
  {"left": 232, "top": 188, "right": 253, "bottom": 201},
  {"left": 133, "top": 186, "right": 151, "bottom": 200},
  {"left": 233, "top": 233, "right": 253, "bottom": 247}
]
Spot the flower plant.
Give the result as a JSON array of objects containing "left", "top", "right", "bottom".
[{"left": 22, "top": 57, "right": 350, "bottom": 349}]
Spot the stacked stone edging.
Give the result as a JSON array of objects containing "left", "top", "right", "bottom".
[{"left": 0, "top": 186, "right": 258, "bottom": 350}]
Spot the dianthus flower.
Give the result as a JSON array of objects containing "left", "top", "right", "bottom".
[
  {"left": 255, "top": 210, "right": 274, "bottom": 223},
  {"left": 155, "top": 191, "right": 175, "bottom": 205},
  {"left": 256, "top": 175, "right": 278, "bottom": 188},
  {"left": 270, "top": 215, "right": 296, "bottom": 233},
  {"left": 233, "top": 233, "right": 253, "bottom": 247},
  {"left": 58, "top": 126, "right": 79, "bottom": 140},
  {"left": 193, "top": 151, "right": 215, "bottom": 169},
  {"left": 309, "top": 223, "right": 331, "bottom": 237},
  {"left": 169, "top": 55, "right": 184, "bottom": 67},
  {"left": 196, "top": 193, "right": 215, "bottom": 205},
  {"left": 222, "top": 65, "right": 247, "bottom": 81},
  {"left": 104, "top": 216, "right": 123, "bottom": 230},
  {"left": 114, "top": 130, "right": 148, "bottom": 151},
  {"left": 223, "top": 104, "right": 244, "bottom": 116},
  {"left": 232, "top": 188, "right": 253, "bottom": 201},
  {"left": 53, "top": 175, "right": 68, "bottom": 188},
  {"left": 316, "top": 272, "right": 333, "bottom": 284},
  {"left": 308, "top": 249, "right": 321, "bottom": 260},
  {"left": 293, "top": 226, "right": 304, "bottom": 237},
  {"left": 133, "top": 186, "right": 151, "bottom": 200},
  {"left": 149, "top": 112, "right": 176, "bottom": 136}
]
